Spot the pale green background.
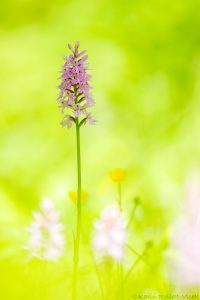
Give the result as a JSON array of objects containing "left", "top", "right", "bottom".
[{"left": 0, "top": 0, "right": 200, "bottom": 299}]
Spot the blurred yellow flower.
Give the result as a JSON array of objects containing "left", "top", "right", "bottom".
[
  {"left": 68, "top": 191, "right": 88, "bottom": 204},
  {"left": 109, "top": 168, "right": 126, "bottom": 183}
]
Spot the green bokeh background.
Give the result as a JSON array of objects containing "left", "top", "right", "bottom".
[{"left": 0, "top": 0, "right": 200, "bottom": 299}]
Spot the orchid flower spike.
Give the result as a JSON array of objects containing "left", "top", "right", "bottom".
[
  {"left": 57, "top": 42, "right": 96, "bottom": 128},
  {"left": 26, "top": 198, "right": 65, "bottom": 261},
  {"left": 93, "top": 205, "right": 127, "bottom": 261}
]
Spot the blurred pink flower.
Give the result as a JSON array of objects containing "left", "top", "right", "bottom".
[
  {"left": 26, "top": 198, "right": 65, "bottom": 261},
  {"left": 169, "top": 175, "right": 200, "bottom": 286},
  {"left": 57, "top": 42, "right": 95, "bottom": 127},
  {"left": 93, "top": 205, "right": 127, "bottom": 261}
]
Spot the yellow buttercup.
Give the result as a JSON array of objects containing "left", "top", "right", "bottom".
[
  {"left": 68, "top": 191, "right": 88, "bottom": 204},
  {"left": 109, "top": 168, "right": 126, "bottom": 183}
]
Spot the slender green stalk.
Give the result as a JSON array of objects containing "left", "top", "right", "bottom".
[
  {"left": 118, "top": 183, "right": 122, "bottom": 210},
  {"left": 127, "top": 197, "right": 140, "bottom": 228},
  {"left": 91, "top": 254, "right": 105, "bottom": 299},
  {"left": 117, "top": 183, "right": 124, "bottom": 299},
  {"left": 81, "top": 227, "right": 105, "bottom": 299},
  {"left": 105, "top": 258, "right": 113, "bottom": 298},
  {"left": 72, "top": 119, "right": 82, "bottom": 300},
  {"left": 127, "top": 244, "right": 152, "bottom": 266},
  {"left": 124, "top": 243, "right": 153, "bottom": 283},
  {"left": 124, "top": 255, "right": 141, "bottom": 282},
  {"left": 118, "top": 262, "right": 124, "bottom": 300}
]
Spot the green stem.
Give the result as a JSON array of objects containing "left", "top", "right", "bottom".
[
  {"left": 124, "top": 255, "right": 141, "bottom": 282},
  {"left": 105, "top": 258, "right": 113, "bottom": 297},
  {"left": 72, "top": 119, "right": 82, "bottom": 300},
  {"left": 127, "top": 204, "right": 137, "bottom": 228},
  {"left": 117, "top": 183, "right": 124, "bottom": 299},
  {"left": 118, "top": 183, "right": 122, "bottom": 210},
  {"left": 127, "top": 244, "right": 152, "bottom": 266},
  {"left": 124, "top": 244, "right": 152, "bottom": 283},
  {"left": 91, "top": 254, "right": 105, "bottom": 299},
  {"left": 127, "top": 197, "right": 140, "bottom": 228},
  {"left": 118, "top": 262, "right": 124, "bottom": 300}
]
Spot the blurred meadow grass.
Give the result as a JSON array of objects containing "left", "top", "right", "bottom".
[{"left": 0, "top": 0, "right": 200, "bottom": 299}]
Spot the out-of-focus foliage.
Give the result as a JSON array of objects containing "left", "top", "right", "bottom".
[{"left": 0, "top": 0, "right": 200, "bottom": 299}]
